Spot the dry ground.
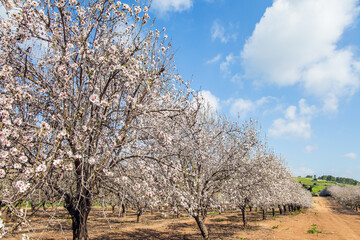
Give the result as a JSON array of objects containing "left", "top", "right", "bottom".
[
  {"left": 3, "top": 197, "right": 360, "bottom": 239},
  {"left": 260, "top": 197, "right": 360, "bottom": 240}
]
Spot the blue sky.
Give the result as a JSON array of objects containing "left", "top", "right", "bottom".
[
  {"left": 150, "top": 0, "right": 360, "bottom": 180},
  {"left": 1, "top": 0, "right": 358, "bottom": 180}
]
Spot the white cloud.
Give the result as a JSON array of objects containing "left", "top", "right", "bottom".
[
  {"left": 151, "top": 0, "right": 193, "bottom": 14},
  {"left": 230, "top": 99, "right": 255, "bottom": 118},
  {"left": 198, "top": 90, "right": 221, "bottom": 115},
  {"left": 344, "top": 152, "right": 357, "bottom": 159},
  {"left": 211, "top": 20, "right": 228, "bottom": 43},
  {"left": 230, "top": 96, "right": 272, "bottom": 118},
  {"left": 269, "top": 99, "right": 316, "bottom": 139},
  {"left": 305, "top": 145, "right": 318, "bottom": 154},
  {"left": 242, "top": 0, "right": 360, "bottom": 112},
  {"left": 230, "top": 73, "right": 243, "bottom": 87},
  {"left": 211, "top": 20, "right": 237, "bottom": 43},
  {"left": 206, "top": 54, "right": 221, "bottom": 64},
  {"left": 220, "top": 53, "right": 236, "bottom": 74}
]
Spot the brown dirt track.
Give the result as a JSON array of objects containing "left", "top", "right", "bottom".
[
  {"left": 260, "top": 197, "right": 360, "bottom": 240},
  {"left": 4, "top": 197, "right": 360, "bottom": 239}
]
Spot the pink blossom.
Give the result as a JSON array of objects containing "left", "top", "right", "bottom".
[
  {"left": 53, "top": 159, "right": 63, "bottom": 168},
  {"left": 36, "top": 164, "right": 47, "bottom": 173},
  {"left": 24, "top": 168, "right": 34, "bottom": 175},
  {"left": 19, "top": 156, "right": 28, "bottom": 163},
  {"left": 14, "top": 163, "right": 22, "bottom": 169},
  {"left": 103, "top": 169, "right": 114, "bottom": 177},
  {"left": 15, "top": 181, "right": 30, "bottom": 193},
  {"left": 89, "top": 94, "right": 99, "bottom": 104},
  {"left": 88, "top": 157, "right": 97, "bottom": 165},
  {"left": 65, "top": 163, "right": 74, "bottom": 171},
  {"left": 0, "top": 169, "right": 5, "bottom": 178}
]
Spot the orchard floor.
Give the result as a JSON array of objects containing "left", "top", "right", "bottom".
[{"left": 4, "top": 197, "right": 360, "bottom": 240}]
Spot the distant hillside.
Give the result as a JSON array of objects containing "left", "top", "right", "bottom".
[
  {"left": 317, "top": 175, "right": 359, "bottom": 185},
  {"left": 297, "top": 176, "right": 357, "bottom": 195}
]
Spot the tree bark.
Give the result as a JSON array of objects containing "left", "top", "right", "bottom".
[
  {"left": 111, "top": 205, "right": 116, "bottom": 214},
  {"left": 240, "top": 206, "right": 247, "bottom": 227},
  {"left": 278, "top": 205, "right": 282, "bottom": 215},
  {"left": 262, "top": 209, "right": 266, "bottom": 220},
  {"left": 272, "top": 208, "right": 275, "bottom": 217},
  {"left": 65, "top": 192, "right": 92, "bottom": 240},
  {"left": 194, "top": 215, "right": 209, "bottom": 240},
  {"left": 136, "top": 211, "right": 142, "bottom": 223},
  {"left": 121, "top": 203, "right": 126, "bottom": 217}
]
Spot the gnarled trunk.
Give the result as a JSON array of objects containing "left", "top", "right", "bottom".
[
  {"left": 194, "top": 215, "right": 209, "bottom": 240},
  {"left": 65, "top": 191, "right": 92, "bottom": 240},
  {"left": 272, "top": 208, "right": 275, "bottom": 216},
  {"left": 278, "top": 205, "right": 283, "bottom": 215}
]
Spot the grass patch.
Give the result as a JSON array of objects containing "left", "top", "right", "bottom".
[
  {"left": 307, "top": 224, "right": 321, "bottom": 234},
  {"left": 210, "top": 211, "right": 219, "bottom": 215},
  {"left": 272, "top": 225, "right": 279, "bottom": 229},
  {"left": 216, "top": 218, "right": 227, "bottom": 222}
]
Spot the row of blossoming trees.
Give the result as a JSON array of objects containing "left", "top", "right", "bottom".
[
  {"left": 322, "top": 185, "right": 360, "bottom": 211},
  {"left": 0, "top": 0, "right": 312, "bottom": 239}
]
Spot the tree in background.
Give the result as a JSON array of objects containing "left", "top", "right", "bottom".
[{"left": 154, "top": 107, "right": 258, "bottom": 239}]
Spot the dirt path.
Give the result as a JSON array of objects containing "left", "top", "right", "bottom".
[{"left": 261, "top": 197, "right": 360, "bottom": 240}]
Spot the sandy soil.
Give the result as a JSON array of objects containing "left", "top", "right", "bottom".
[
  {"left": 260, "top": 197, "right": 360, "bottom": 240},
  {"left": 3, "top": 197, "right": 360, "bottom": 239}
]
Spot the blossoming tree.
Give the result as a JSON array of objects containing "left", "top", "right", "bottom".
[
  {"left": 151, "top": 105, "right": 258, "bottom": 239},
  {"left": 0, "top": 0, "right": 191, "bottom": 238}
]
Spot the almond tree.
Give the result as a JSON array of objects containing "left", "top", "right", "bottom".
[
  {"left": 152, "top": 106, "right": 258, "bottom": 240},
  {"left": 0, "top": 0, "right": 191, "bottom": 238},
  {"left": 224, "top": 148, "right": 290, "bottom": 226}
]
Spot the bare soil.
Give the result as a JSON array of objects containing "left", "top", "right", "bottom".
[
  {"left": 3, "top": 197, "right": 360, "bottom": 239},
  {"left": 260, "top": 197, "right": 360, "bottom": 240}
]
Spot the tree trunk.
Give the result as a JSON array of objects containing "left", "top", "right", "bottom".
[
  {"left": 65, "top": 192, "right": 92, "bottom": 240},
  {"left": 111, "top": 205, "right": 116, "bottom": 214},
  {"left": 262, "top": 209, "right": 266, "bottom": 220},
  {"left": 278, "top": 205, "right": 282, "bottom": 215},
  {"left": 136, "top": 211, "right": 141, "bottom": 223},
  {"left": 249, "top": 206, "right": 252, "bottom": 212},
  {"left": 240, "top": 206, "right": 247, "bottom": 227},
  {"left": 42, "top": 200, "right": 47, "bottom": 211},
  {"left": 121, "top": 203, "right": 126, "bottom": 217},
  {"left": 283, "top": 205, "right": 287, "bottom": 213},
  {"left": 194, "top": 215, "right": 209, "bottom": 240},
  {"left": 272, "top": 208, "right": 275, "bottom": 217}
]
